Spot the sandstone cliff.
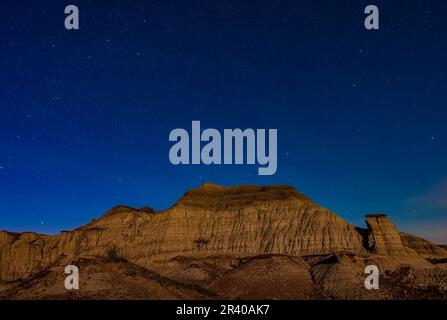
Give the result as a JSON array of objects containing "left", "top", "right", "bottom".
[
  {"left": 0, "top": 183, "right": 446, "bottom": 299},
  {"left": 400, "top": 232, "right": 447, "bottom": 260}
]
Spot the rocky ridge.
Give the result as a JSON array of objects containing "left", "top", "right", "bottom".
[{"left": 0, "top": 183, "right": 446, "bottom": 299}]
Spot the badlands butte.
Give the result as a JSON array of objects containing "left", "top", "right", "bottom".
[{"left": 0, "top": 183, "right": 447, "bottom": 300}]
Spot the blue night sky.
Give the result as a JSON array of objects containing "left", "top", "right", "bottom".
[{"left": 1, "top": 1, "right": 446, "bottom": 243}]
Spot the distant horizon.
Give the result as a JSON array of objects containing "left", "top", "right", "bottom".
[{"left": 1, "top": 180, "right": 446, "bottom": 245}]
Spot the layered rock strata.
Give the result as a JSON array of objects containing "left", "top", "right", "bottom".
[{"left": 0, "top": 183, "right": 446, "bottom": 299}]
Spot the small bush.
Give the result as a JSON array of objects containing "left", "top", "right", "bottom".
[
  {"left": 427, "top": 284, "right": 442, "bottom": 295},
  {"left": 194, "top": 238, "right": 210, "bottom": 247},
  {"left": 104, "top": 246, "right": 122, "bottom": 262},
  {"left": 139, "top": 205, "right": 156, "bottom": 214}
]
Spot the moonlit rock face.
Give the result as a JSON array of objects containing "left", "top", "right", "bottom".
[{"left": 0, "top": 183, "right": 446, "bottom": 299}]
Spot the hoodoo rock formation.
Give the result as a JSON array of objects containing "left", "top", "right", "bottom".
[{"left": 0, "top": 183, "right": 446, "bottom": 300}]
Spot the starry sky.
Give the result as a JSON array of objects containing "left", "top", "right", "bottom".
[{"left": 1, "top": 0, "right": 447, "bottom": 243}]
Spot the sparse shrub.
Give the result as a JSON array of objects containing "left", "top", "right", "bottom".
[
  {"left": 194, "top": 238, "right": 210, "bottom": 247},
  {"left": 139, "top": 205, "right": 156, "bottom": 214},
  {"left": 104, "top": 246, "right": 122, "bottom": 262},
  {"left": 427, "top": 284, "right": 442, "bottom": 295}
]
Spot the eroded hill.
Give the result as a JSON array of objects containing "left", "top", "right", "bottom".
[{"left": 1, "top": 183, "right": 446, "bottom": 299}]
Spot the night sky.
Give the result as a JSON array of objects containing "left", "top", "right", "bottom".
[{"left": 1, "top": 1, "right": 446, "bottom": 243}]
